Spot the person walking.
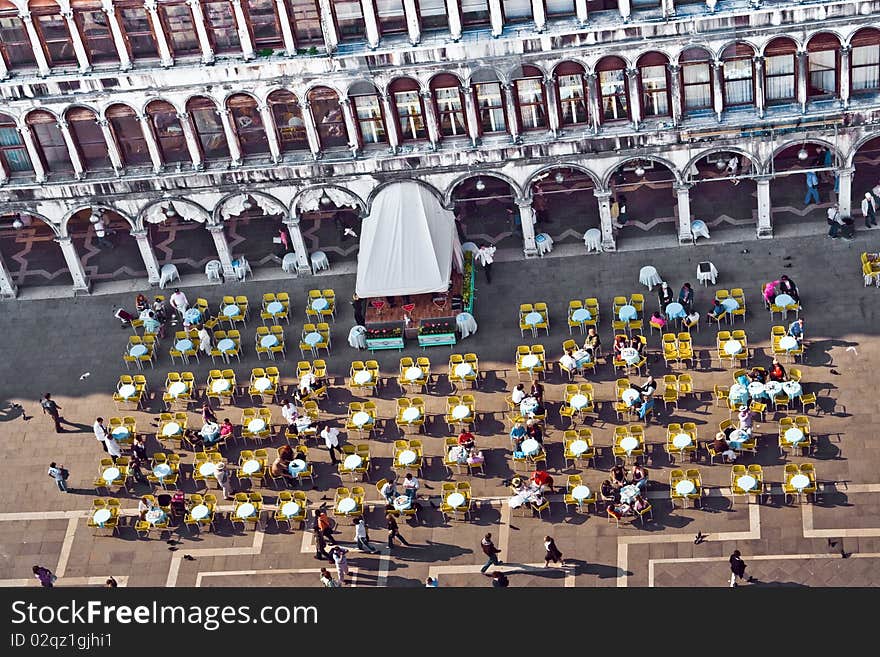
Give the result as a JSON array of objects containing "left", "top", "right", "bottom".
[
  {"left": 353, "top": 517, "right": 379, "bottom": 554},
  {"left": 47, "top": 462, "right": 69, "bottom": 493},
  {"left": 475, "top": 243, "right": 496, "bottom": 285},
  {"left": 313, "top": 526, "right": 329, "bottom": 561},
  {"left": 330, "top": 546, "right": 350, "bottom": 586},
  {"left": 386, "top": 513, "right": 410, "bottom": 549},
  {"left": 40, "top": 393, "right": 65, "bottom": 433},
  {"left": 319, "top": 424, "right": 344, "bottom": 466},
  {"left": 316, "top": 510, "right": 338, "bottom": 546},
  {"left": 729, "top": 549, "right": 754, "bottom": 586},
  {"left": 479, "top": 532, "right": 503, "bottom": 573},
  {"left": 543, "top": 536, "right": 565, "bottom": 568},
  {"left": 319, "top": 567, "right": 339, "bottom": 587},
  {"left": 862, "top": 192, "right": 877, "bottom": 228},
  {"left": 804, "top": 171, "right": 820, "bottom": 205},
  {"left": 33, "top": 565, "right": 56, "bottom": 588}
]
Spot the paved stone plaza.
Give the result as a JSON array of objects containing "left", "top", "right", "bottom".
[{"left": 2, "top": 229, "right": 880, "bottom": 588}]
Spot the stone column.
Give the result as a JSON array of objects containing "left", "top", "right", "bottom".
[
  {"left": 674, "top": 183, "right": 692, "bottom": 244},
  {"left": 420, "top": 90, "right": 440, "bottom": 149},
  {"left": 57, "top": 119, "right": 85, "bottom": 179},
  {"left": 361, "top": 0, "right": 381, "bottom": 48},
  {"left": 575, "top": 0, "right": 588, "bottom": 23},
  {"left": 544, "top": 75, "right": 560, "bottom": 137},
  {"left": 618, "top": 0, "right": 631, "bottom": 21},
  {"left": 145, "top": 0, "right": 174, "bottom": 67},
  {"left": 668, "top": 64, "right": 682, "bottom": 126},
  {"left": 259, "top": 104, "right": 282, "bottom": 162},
  {"left": 137, "top": 114, "right": 164, "bottom": 172},
  {"left": 318, "top": 0, "right": 339, "bottom": 53},
  {"left": 756, "top": 175, "right": 773, "bottom": 238},
  {"left": 796, "top": 51, "right": 807, "bottom": 113},
  {"left": 661, "top": 0, "right": 674, "bottom": 18},
  {"left": 61, "top": 9, "right": 93, "bottom": 72},
  {"left": 403, "top": 0, "right": 420, "bottom": 45},
  {"left": 840, "top": 45, "right": 851, "bottom": 109},
  {"left": 217, "top": 108, "right": 242, "bottom": 165},
  {"left": 283, "top": 216, "right": 313, "bottom": 273},
  {"left": 0, "top": 249, "right": 17, "bottom": 298},
  {"left": 233, "top": 0, "right": 256, "bottom": 59},
  {"left": 20, "top": 125, "right": 47, "bottom": 182},
  {"left": 446, "top": 0, "right": 462, "bottom": 40},
  {"left": 177, "top": 112, "right": 204, "bottom": 169},
  {"left": 97, "top": 118, "right": 124, "bottom": 174},
  {"left": 532, "top": 0, "right": 546, "bottom": 31},
  {"left": 463, "top": 86, "right": 481, "bottom": 147},
  {"left": 102, "top": 1, "right": 132, "bottom": 70},
  {"left": 585, "top": 73, "right": 600, "bottom": 134},
  {"left": 185, "top": 0, "right": 214, "bottom": 63},
  {"left": 754, "top": 56, "right": 765, "bottom": 119},
  {"left": 489, "top": 0, "right": 503, "bottom": 37},
  {"left": 503, "top": 83, "right": 521, "bottom": 144},
  {"left": 594, "top": 190, "right": 616, "bottom": 251},
  {"left": 301, "top": 101, "right": 324, "bottom": 158},
  {"left": 208, "top": 223, "right": 235, "bottom": 277},
  {"left": 711, "top": 60, "right": 724, "bottom": 121},
  {"left": 20, "top": 12, "right": 51, "bottom": 76},
  {"left": 0, "top": 51, "right": 8, "bottom": 79},
  {"left": 131, "top": 229, "right": 161, "bottom": 284},
  {"left": 517, "top": 197, "right": 538, "bottom": 256},
  {"left": 380, "top": 93, "right": 400, "bottom": 152},
  {"left": 56, "top": 236, "right": 91, "bottom": 293},
  {"left": 837, "top": 166, "right": 854, "bottom": 219},
  {"left": 626, "top": 67, "right": 641, "bottom": 130},
  {"left": 339, "top": 98, "right": 361, "bottom": 157}
]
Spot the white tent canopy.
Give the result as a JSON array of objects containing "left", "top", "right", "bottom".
[{"left": 356, "top": 182, "right": 463, "bottom": 298}]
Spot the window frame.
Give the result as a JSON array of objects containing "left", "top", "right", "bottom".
[
  {"left": 0, "top": 11, "right": 38, "bottom": 70},
  {"left": 596, "top": 58, "right": 629, "bottom": 124},
  {"left": 430, "top": 75, "right": 468, "bottom": 139},
  {"left": 202, "top": 0, "right": 242, "bottom": 54},
  {"left": 31, "top": 7, "right": 78, "bottom": 68},
  {"left": 267, "top": 90, "right": 310, "bottom": 152},
  {"left": 0, "top": 113, "right": 33, "bottom": 175},
  {"left": 158, "top": 0, "right": 202, "bottom": 58},
  {"left": 513, "top": 73, "right": 547, "bottom": 131},
  {"left": 763, "top": 40, "right": 797, "bottom": 105},
  {"left": 117, "top": 2, "right": 160, "bottom": 60},
  {"left": 351, "top": 90, "right": 388, "bottom": 146},
  {"left": 106, "top": 104, "right": 152, "bottom": 167},
  {"left": 637, "top": 54, "right": 670, "bottom": 118},
  {"left": 146, "top": 101, "right": 191, "bottom": 164}
]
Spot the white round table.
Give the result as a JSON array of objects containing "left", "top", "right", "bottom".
[
  {"left": 571, "top": 485, "right": 591, "bottom": 501},
  {"left": 571, "top": 308, "right": 591, "bottom": 322},
  {"left": 175, "top": 339, "right": 193, "bottom": 352},
  {"left": 152, "top": 463, "right": 172, "bottom": 478},
  {"left": 790, "top": 474, "right": 810, "bottom": 490},
  {"left": 118, "top": 384, "right": 136, "bottom": 398},
  {"left": 211, "top": 379, "right": 230, "bottom": 393},
  {"left": 401, "top": 407, "right": 421, "bottom": 422},
  {"left": 520, "top": 354, "right": 540, "bottom": 370},
  {"left": 621, "top": 388, "right": 640, "bottom": 405},
  {"left": 168, "top": 381, "right": 187, "bottom": 397},
  {"left": 672, "top": 434, "right": 692, "bottom": 449},
  {"left": 266, "top": 301, "right": 283, "bottom": 315},
  {"left": 675, "top": 480, "right": 695, "bottom": 496},
  {"left": 254, "top": 377, "right": 272, "bottom": 391},
  {"left": 191, "top": 504, "right": 210, "bottom": 520},
  {"left": 747, "top": 382, "right": 765, "bottom": 398},
  {"left": 721, "top": 297, "right": 740, "bottom": 311},
  {"left": 304, "top": 332, "right": 322, "bottom": 346},
  {"left": 618, "top": 305, "right": 637, "bottom": 322},
  {"left": 183, "top": 308, "right": 202, "bottom": 324},
  {"left": 619, "top": 484, "right": 639, "bottom": 504},
  {"left": 351, "top": 411, "right": 371, "bottom": 427},
  {"left": 162, "top": 422, "right": 181, "bottom": 437},
  {"left": 775, "top": 294, "right": 795, "bottom": 307},
  {"left": 217, "top": 338, "right": 236, "bottom": 352},
  {"left": 222, "top": 304, "right": 241, "bottom": 318},
  {"left": 728, "top": 430, "right": 748, "bottom": 447},
  {"left": 405, "top": 366, "right": 423, "bottom": 381},
  {"left": 281, "top": 502, "right": 301, "bottom": 518},
  {"left": 241, "top": 459, "right": 261, "bottom": 475},
  {"left": 235, "top": 502, "right": 256, "bottom": 519},
  {"left": 343, "top": 454, "right": 362, "bottom": 470},
  {"left": 397, "top": 449, "right": 417, "bottom": 466},
  {"left": 129, "top": 344, "right": 147, "bottom": 357},
  {"left": 621, "top": 347, "right": 640, "bottom": 364},
  {"left": 520, "top": 438, "right": 540, "bottom": 456},
  {"left": 248, "top": 418, "right": 266, "bottom": 433},
  {"left": 311, "top": 298, "right": 329, "bottom": 311},
  {"left": 112, "top": 427, "right": 130, "bottom": 440},
  {"left": 393, "top": 495, "right": 412, "bottom": 511},
  {"left": 336, "top": 497, "right": 357, "bottom": 514},
  {"left": 570, "top": 439, "right": 588, "bottom": 455},
  {"left": 289, "top": 459, "right": 307, "bottom": 475},
  {"left": 737, "top": 475, "right": 757, "bottom": 491},
  {"left": 454, "top": 363, "right": 473, "bottom": 377},
  {"left": 785, "top": 427, "right": 805, "bottom": 444},
  {"left": 730, "top": 383, "right": 748, "bottom": 403},
  {"left": 353, "top": 370, "right": 372, "bottom": 384},
  {"left": 199, "top": 462, "right": 216, "bottom": 477},
  {"left": 524, "top": 311, "right": 543, "bottom": 326},
  {"left": 724, "top": 340, "right": 742, "bottom": 355},
  {"left": 446, "top": 492, "right": 466, "bottom": 508},
  {"left": 260, "top": 335, "right": 278, "bottom": 348},
  {"left": 764, "top": 381, "right": 783, "bottom": 398},
  {"left": 508, "top": 495, "right": 525, "bottom": 509},
  {"left": 620, "top": 436, "right": 639, "bottom": 453},
  {"left": 639, "top": 266, "right": 662, "bottom": 288},
  {"left": 93, "top": 508, "right": 112, "bottom": 525},
  {"left": 782, "top": 381, "right": 802, "bottom": 397},
  {"left": 779, "top": 336, "right": 798, "bottom": 351},
  {"left": 145, "top": 509, "right": 166, "bottom": 524},
  {"left": 569, "top": 393, "right": 589, "bottom": 410},
  {"left": 452, "top": 405, "right": 470, "bottom": 420},
  {"left": 665, "top": 302, "right": 685, "bottom": 319}
]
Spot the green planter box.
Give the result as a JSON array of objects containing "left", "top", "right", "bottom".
[
  {"left": 417, "top": 333, "right": 457, "bottom": 348},
  {"left": 366, "top": 337, "right": 405, "bottom": 351}
]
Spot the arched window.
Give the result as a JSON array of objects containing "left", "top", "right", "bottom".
[
  {"left": 430, "top": 74, "right": 467, "bottom": 138},
  {"left": 545, "top": 0, "right": 575, "bottom": 18},
  {"left": 202, "top": 0, "right": 242, "bottom": 54},
  {"left": 26, "top": 110, "right": 73, "bottom": 173},
  {"left": 31, "top": 2, "right": 77, "bottom": 67},
  {"left": 680, "top": 47, "right": 713, "bottom": 113},
  {"left": 0, "top": 3, "right": 37, "bottom": 71},
  {"left": 807, "top": 33, "right": 840, "bottom": 100},
  {"left": 555, "top": 61, "right": 588, "bottom": 126},
  {"left": 332, "top": 0, "right": 365, "bottom": 41},
  {"left": 0, "top": 113, "right": 33, "bottom": 174},
  {"left": 72, "top": 0, "right": 119, "bottom": 64},
  {"left": 308, "top": 87, "right": 349, "bottom": 149},
  {"left": 418, "top": 0, "right": 448, "bottom": 31},
  {"left": 289, "top": 0, "right": 322, "bottom": 47},
  {"left": 349, "top": 82, "right": 387, "bottom": 145},
  {"left": 852, "top": 28, "right": 880, "bottom": 94},
  {"left": 106, "top": 104, "right": 150, "bottom": 166},
  {"left": 472, "top": 70, "right": 507, "bottom": 135},
  {"left": 513, "top": 65, "right": 546, "bottom": 131},
  {"left": 66, "top": 107, "right": 111, "bottom": 171},
  {"left": 460, "top": 0, "right": 490, "bottom": 26},
  {"left": 596, "top": 56, "right": 628, "bottom": 122},
  {"left": 186, "top": 97, "right": 229, "bottom": 160},
  {"left": 391, "top": 78, "right": 427, "bottom": 141},
  {"left": 267, "top": 90, "right": 309, "bottom": 152},
  {"left": 637, "top": 52, "right": 670, "bottom": 118},
  {"left": 146, "top": 100, "right": 189, "bottom": 163},
  {"left": 118, "top": 0, "right": 159, "bottom": 60},
  {"left": 721, "top": 43, "right": 755, "bottom": 107},
  {"left": 376, "top": 0, "right": 407, "bottom": 34},
  {"left": 764, "top": 38, "right": 797, "bottom": 105},
  {"left": 228, "top": 94, "right": 269, "bottom": 156},
  {"left": 243, "top": 0, "right": 283, "bottom": 50},
  {"left": 159, "top": 1, "right": 200, "bottom": 56},
  {"left": 502, "top": 0, "right": 532, "bottom": 23}
]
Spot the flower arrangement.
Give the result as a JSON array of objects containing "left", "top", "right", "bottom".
[
  {"left": 462, "top": 251, "right": 475, "bottom": 312},
  {"left": 366, "top": 326, "right": 403, "bottom": 339},
  {"left": 419, "top": 319, "right": 455, "bottom": 335}
]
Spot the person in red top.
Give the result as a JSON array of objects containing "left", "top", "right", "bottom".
[
  {"left": 531, "top": 470, "right": 555, "bottom": 493},
  {"left": 768, "top": 358, "right": 787, "bottom": 382},
  {"left": 458, "top": 430, "right": 475, "bottom": 449}
]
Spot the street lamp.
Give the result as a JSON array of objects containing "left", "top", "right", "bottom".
[
  {"left": 319, "top": 191, "right": 332, "bottom": 207},
  {"left": 89, "top": 209, "right": 102, "bottom": 224},
  {"left": 475, "top": 178, "right": 486, "bottom": 191},
  {"left": 634, "top": 162, "right": 646, "bottom": 177},
  {"left": 797, "top": 147, "right": 809, "bottom": 161},
  {"left": 243, "top": 197, "right": 254, "bottom": 211},
  {"left": 554, "top": 172, "right": 565, "bottom": 184},
  {"left": 164, "top": 202, "right": 177, "bottom": 218},
  {"left": 11, "top": 217, "right": 23, "bottom": 230}
]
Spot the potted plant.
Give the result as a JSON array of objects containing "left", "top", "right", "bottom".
[{"left": 417, "top": 317, "right": 457, "bottom": 348}]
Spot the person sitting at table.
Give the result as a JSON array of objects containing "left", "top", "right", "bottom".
[
  {"left": 638, "top": 395, "right": 655, "bottom": 423},
  {"left": 762, "top": 282, "right": 777, "bottom": 309},
  {"left": 778, "top": 275, "right": 799, "bottom": 303},
  {"left": 612, "top": 334, "right": 627, "bottom": 360},
  {"left": 152, "top": 296, "right": 168, "bottom": 323},
  {"left": 135, "top": 293, "right": 150, "bottom": 313},
  {"left": 649, "top": 311, "right": 666, "bottom": 331},
  {"left": 170, "top": 490, "right": 186, "bottom": 524},
  {"left": 197, "top": 324, "right": 213, "bottom": 355},
  {"left": 600, "top": 479, "right": 617, "bottom": 506},
  {"left": 629, "top": 334, "right": 645, "bottom": 356},
  {"left": 200, "top": 420, "right": 221, "bottom": 446},
  {"left": 380, "top": 477, "right": 397, "bottom": 505},
  {"left": 631, "top": 464, "right": 649, "bottom": 493},
  {"left": 682, "top": 310, "right": 700, "bottom": 331},
  {"left": 678, "top": 282, "right": 695, "bottom": 313},
  {"left": 280, "top": 399, "right": 299, "bottom": 434},
  {"left": 128, "top": 454, "right": 149, "bottom": 485},
  {"left": 532, "top": 469, "right": 555, "bottom": 493},
  {"left": 632, "top": 494, "right": 650, "bottom": 516},
  {"left": 631, "top": 374, "right": 657, "bottom": 397},
  {"left": 711, "top": 432, "right": 737, "bottom": 463},
  {"left": 402, "top": 472, "right": 419, "bottom": 500},
  {"left": 530, "top": 381, "right": 545, "bottom": 404},
  {"left": 458, "top": 429, "right": 475, "bottom": 450},
  {"left": 299, "top": 371, "right": 317, "bottom": 397},
  {"left": 509, "top": 476, "right": 526, "bottom": 494},
  {"left": 278, "top": 444, "right": 294, "bottom": 462},
  {"left": 137, "top": 496, "right": 154, "bottom": 521},
  {"left": 142, "top": 311, "right": 162, "bottom": 337},
  {"left": 707, "top": 299, "right": 725, "bottom": 324},
  {"left": 610, "top": 464, "right": 627, "bottom": 489},
  {"left": 560, "top": 349, "right": 578, "bottom": 374},
  {"left": 526, "top": 419, "right": 544, "bottom": 445},
  {"left": 466, "top": 445, "right": 485, "bottom": 467},
  {"left": 584, "top": 328, "right": 601, "bottom": 358},
  {"left": 218, "top": 418, "right": 234, "bottom": 443},
  {"left": 658, "top": 281, "right": 673, "bottom": 312},
  {"left": 510, "top": 421, "right": 526, "bottom": 447},
  {"left": 738, "top": 406, "right": 754, "bottom": 434},
  {"left": 132, "top": 434, "right": 148, "bottom": 462},
  {"left": 511, "top": 383, "right": 526, "bottom": 404},
  {"left": 748, "top": 367, "right": 766, "bottom": 384},
  {"left": 449, "top": 443, "right": 468, "bottom": 465},
  {"left": 768, "top": 358, "right": 787, "bottom": 382},
  {"left": 270, "top": 454, "right": 296, "bottom": 487},
  {"left": 788, "top": 318, "right": 805, "bottom": 345}
]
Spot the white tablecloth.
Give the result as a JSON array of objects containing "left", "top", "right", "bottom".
[
  {"left": 535, "top": 232, "right": 554, "bottom": 256},
  {"left": 456, "top": 313, "right": 478, "bottom": 339},
  {"left": 351, "top": 411, "right": 371, "bottom": 427},
  {"left": 639, "top": 266, "right": 662, "bottom": 289},
  {"left": 583, "top": 228, "right": 602, "bottom": 253},
  {"left": 353, "top": 370, "right": 372, "bottom": 385},
  {"left": 696, "top": 261, "right": 718, "bottom": 286},
  {"left": 348, "top": 325, "right": 367, "bottom": 349}
]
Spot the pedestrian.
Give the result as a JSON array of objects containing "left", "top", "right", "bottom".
[
  {"left": 330, "top": 546, "right": 350, "bottom": 586},
  {"left": 725, "top": 154, "right": 739, "bottom": 183},
  {"left": 33, "top": 565, "right": 56, "bottom": 588},
  {"left": 862, "top": 192, "right": 877, "bottom": 228},
  {"left": 316, "top": 510, "right": 338, "bottom": 546},
  {"left": 475, "top": 243, "right": 496, "bottom": 285},
  {"left": 486, "top": 570, "right": 509, "bottom": 587},
  {"left": 804, "top": 171, "right": 820, "bottom": 205},
  {"left": 351, "top": 294, "right": 366, "bottom": 327},
  {"left": 105, "top": 433, "right": 123, "bottom": 461},
  {"left": 105, "top": 577, "right": 118, "bottom": 588},
  {"left": 94, "top": 417, "right": 109, "bottom": 453},
  {"left": 479, "top": 532, "right": 502, "bottom": 573},
  {"left": 353, "top": 517, "right": 378, "bottom": 554},
  {"left": 425, "top": 576, "right": 439, "bottom": 588},
  {"left": 319, "top": 424, "right": 344, "bottom": 466},
  {"left": 169, "top": 288, "right": 188, "bottom": 319},
  {"left": 313, "top": 526, "right": 329, "bottom": 561},
  {"left": 40, "top": 393, "right": 65, "bottom": 433},
  {"left": 93, "top": 216, "right": 114, "bottom": 249},
  {"left": 543, "top": 536, "right": 565, "bottom": 568},
  {"left": 729, "top": 549, "right": 754, "bottom": 587},
  {"left": 214, "top": 462, "right": 234, "bottom": 500},
  {"left": 386, "top": 513, "right": 410, "bottom": 549},
  {"left": 610, "top": 197, "right": 620, "bottom": 228},
  {"left": 47, "top": 462, "right": 69, "bottom": 493},
  {"left": 319, "top": 567, "right": 339, "bottom": 587}
]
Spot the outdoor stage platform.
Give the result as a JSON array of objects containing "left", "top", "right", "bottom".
[{"left": 364, "top": 271, "right": 463, "bottom": 325}]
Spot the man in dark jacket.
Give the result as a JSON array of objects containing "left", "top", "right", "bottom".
[{"left": 479, "top": 533, "right": 502, "bottom": 573}]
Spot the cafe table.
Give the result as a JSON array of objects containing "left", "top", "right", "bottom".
[
  {"left": 452, "top": 404, "right": 471, "bottom": 420},
  {"left": 569, "top": 393, "right": 589, "bottom": 410},
  {"left": 353, "top": 370, "right": 372, "bottom": 385},
  {"left": 351, "top": 411, "right": 372, "bottom": 427},
  {"left": 520, "top": 438, "right": 540, "bottom": 456}
]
